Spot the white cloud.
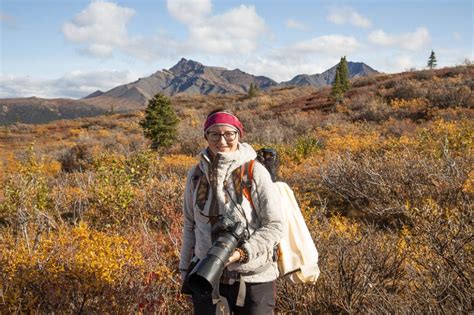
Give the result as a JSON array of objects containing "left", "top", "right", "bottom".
[
  {"left": 368, "top": 27, "right": 430, "bottom": 51},
  {"left": 62, "top": 0, "right": 170, "bottom": 60},
  {"left": 80, "top": 44, "right": 114, "bottom": 58},
  {"left": 235, "top": 56, "right": 340, "bottom": 82},
  {"left": 167, "top": 0, "right": 212, "bottom": 25},
  {"left": 62, "top": 1, "right": 135, "bottom": 58},
  {"left": 175, "top": 3, "right": 267, "bottom": 54},
  {"left": 237, "top": 35, "right": 361, "bottom": 81},
  {"left": 229, "top": 34, "right": 361, "bottom": 82},
  {"left": 327, "top": 7, "right": 371, "bottom": 28},
  {"left": 394, "top": 55, "right": 415, "bottom": 71},
  {"left": 63, "top": 0, "right": 267, "bottom": 59},
  {"left": 292, "top": 35, "right": 360, "bottom": 55},
  {"left": 0, "top": 70, "right": 137, "bottom": 99},
  {"left": 285, "top": 19, "right": 308, "bottom": 31}
]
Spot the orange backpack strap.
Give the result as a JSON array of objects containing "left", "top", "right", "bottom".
[{"left": 241, "top": 160, "right": 255, "bottom": 209}]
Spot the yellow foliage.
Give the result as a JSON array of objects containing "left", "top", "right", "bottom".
[
  {"left": 97, "top": 129, "right": 111, "bottom": 138},
  {"left": 397, "top": 226, "right": 410, "bottom": 253},
  {"left": 419, "top": 119, "right": 473, "bottom": 155},
  {"left": 1, "top": 223, "right": 145, "bottom": 312},
  {"left": 462, "top": 170, "right": 474, "bottom": 194},
  {"left": 325, "top": 132, "right": 381, "bottom": 153},
  {"left": 160, "top": 154, "right": 197, "bottom": 169},
  {"left": 157, "top": 154, "right": 198, "bottom": 176},
  {"left": 256, "top": 94, "right": 274, "bottom": 108},
  {"left": 0, "top": 152, "right": 21, "bottom": 183},
  {"left": 383, "top": 135, "right": 418, "bottom": 151},
  {"left": 43, "top": 159, "right": 62, "bottom": 176},
  {"left": 190, "top": 116, "right": 199, "bottom": 128},
  {"left": 69, "top": 128, "right": 82, "bottom": 137},
  {"left": 52, "top": 185, "right": 87, "bottom": 209},
  {"left": 10, "top": 145, "right": 61, "bottom": 178},
  {"left": 2, "top": 223, "right": 144, "bottom": 283},
  {"left": 328, "top": 215, "right": 361, "bottom": 239},
  {"left": 389, "top": 98, "right": 429, "bottom": 110}
]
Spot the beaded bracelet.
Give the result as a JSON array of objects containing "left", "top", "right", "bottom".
[{"left": 236, "top": 247, "right": 249, "bottom": 264}]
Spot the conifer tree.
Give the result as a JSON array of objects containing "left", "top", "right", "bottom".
[
  {"left": 427, "top": 50, "right": 437, "bottom": 69},
  {"left": 139, "top": 93, "right": 179, "bottom": 150},
  {"left": 331, "top": 56, "right": 350, "bottom": 102},
  {"left": 340, "top": 56, "right": 350, "bottom": 91},
  {"left": 331, "top": 67, "right": 343, "bottom": 101},
  {"left": 248, "top": 82, "right": 259, "bottom": 98}
]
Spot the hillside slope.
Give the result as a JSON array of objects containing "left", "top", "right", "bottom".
[{"left": 0, "top": 59, "right": 377, "bottom": 125}]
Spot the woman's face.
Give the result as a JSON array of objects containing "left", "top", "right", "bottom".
[{"left": 205, "top": 125, "right": 240, "bottom": 155}]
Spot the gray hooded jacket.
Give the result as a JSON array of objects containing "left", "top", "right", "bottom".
[{"left": 179, "top": 142, "right": 284, "bottom": 283}]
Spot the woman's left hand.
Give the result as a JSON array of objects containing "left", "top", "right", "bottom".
[{"left": 226, "top": 250, "right": 241, "bottom": 266}]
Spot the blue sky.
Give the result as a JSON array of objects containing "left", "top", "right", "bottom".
[{"left": 1, "top": 0, "right": 472, "bottom": 99}]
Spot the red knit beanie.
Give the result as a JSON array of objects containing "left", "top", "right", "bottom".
[{"left": 204, "top": 112, "right": 244, "bottom": 137}]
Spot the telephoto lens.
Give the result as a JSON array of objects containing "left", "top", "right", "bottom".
[{"left": 187, "top": 220, "right": 246, "bottom": 296}]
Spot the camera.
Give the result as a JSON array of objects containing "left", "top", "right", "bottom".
[{"left": 186, "top": 215, "right": 248, "bottom": 296}]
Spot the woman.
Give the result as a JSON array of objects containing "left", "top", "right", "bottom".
[{"left": 179, "top": 109, "right": 284, "bottom": 314}]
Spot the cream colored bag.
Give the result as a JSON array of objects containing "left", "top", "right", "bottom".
[{"left": 274, "top": 182, "right": 320, "bottom": 284}]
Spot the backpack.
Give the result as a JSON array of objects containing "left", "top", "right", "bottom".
[
  {"left": 244, "top": 155, "right": 320, "bottom": 284},
  {"left": 192, "top": 152, "right": 320, "bottom": 284}
]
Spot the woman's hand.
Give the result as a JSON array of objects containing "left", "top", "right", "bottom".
[{"left": 226, "top": 250, "right": 241, "bottom": 266}]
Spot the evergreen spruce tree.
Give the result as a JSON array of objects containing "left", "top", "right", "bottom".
[
  {"left": 330, "top": 67, "right": 343, "bottom": 102},
  {"left": 339, "top": 56, "right": 350, "bottom": 92},
  {"left": 139, "top": 93, "right": 179, "bottom": 151},
  {"left": 427, "top": 50, "right": 437, "bottom": 69},
  {"left": 331, "top": 56, "right": 350, "bottom": 102},
  {"left": 247, "top": 82, "right": 259, "bottom": 98}
]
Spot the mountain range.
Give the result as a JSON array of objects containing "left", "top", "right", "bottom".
[{"left": 0, "top": 58, "right": 378, "bottom": 125}]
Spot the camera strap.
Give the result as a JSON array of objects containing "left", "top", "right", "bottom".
[{"left": 236, "top": 261, "right": 273, "bottom": 307}]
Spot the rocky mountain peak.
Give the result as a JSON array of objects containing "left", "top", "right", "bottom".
[{"left": 169, "top": 58, "right": 205, "bottom": 75}]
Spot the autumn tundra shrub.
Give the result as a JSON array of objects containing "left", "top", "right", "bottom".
[
  {"left": 426, "top": 78, "right": 473, "bottom": 109},
  {"left": 312, "top": 218, "right": 407, "bottom": 313},
  {"left": 0, "top": 223, "right": 145, "bottom": 313},
  {"left": 418, "top": 119, "right": 473, "bottom": 156},
  {"left": 0, "top": 147, "right": 194, "bottom": 313},
  {"left": 85, "top": 150, "right": 194, "bottom": 231},
  {"left": 386, "top": 79, "right": 426, "bottom": 101},
  {"left": 281, "top": 195, "right": 473, "bottom": 313},
  {"left": 132, "top": 157, "right": 191, "bottom": 231},
  {"left": 348, "top": 96, "right": 394, "bottom": 122},
  {"left": 239, "top": 109, "right": 321, "bottom": 144},
  {"left": 402, "top": 200, "right": 473, "bottom": 313},
  {"left": 86, "top": 154, "right": 138, "bottom": 229},
  {"left": 318, "top": 147, "right": 471, "bottom": 225},
  {"left": 381, "top": 118, "right": 418, "bottom": 138},
  {"left": 0, "top": 148, "right": 59, "bottom": 232},
  {"left": 389, "top": 98, "right": 430, "bottom": 121},
  {"left": 59, "top": 143, "right": 94, "bottom": 172}
]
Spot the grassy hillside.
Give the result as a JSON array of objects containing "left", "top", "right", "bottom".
[{"left": 0, "top": 66, "right": 472, "bottom": 313}]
